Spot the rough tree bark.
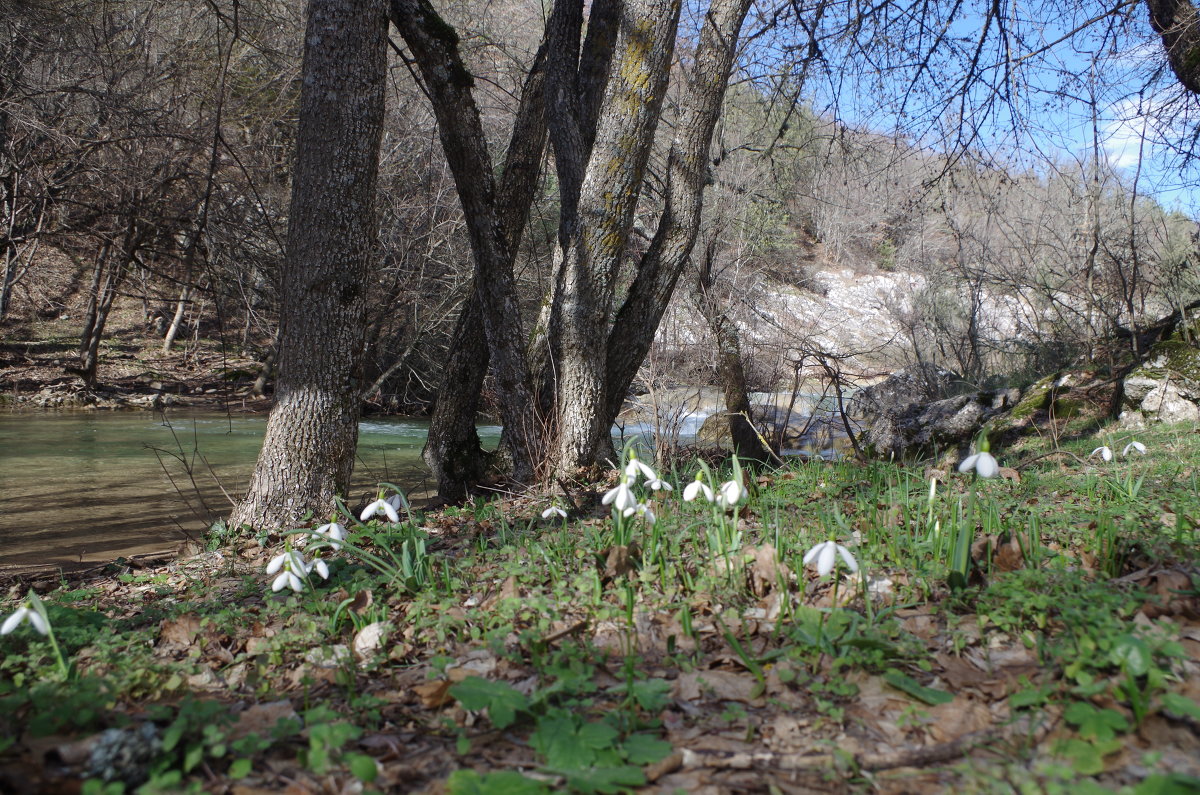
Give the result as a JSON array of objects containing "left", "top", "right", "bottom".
[
  {"left": 230, "top": 0, "right": 387, "bottom": 531},
  {"left": 391, "top": 0, "right": 547, "bottom": 492},
  {"left": 1146, "top": 0, "right": 1200, "bottom": 95},
  {"left": 603, "top": 0, "right": 754, "bottom": 427},
  {"left": 548, "top": 0, "right": 682, "bottom": 476}
]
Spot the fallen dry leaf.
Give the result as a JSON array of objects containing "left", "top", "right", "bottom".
[
  {"left": 353, "top": 621, "right": 389, "bottom": 662},
  {"left": 229, "top": 700, "right": 298, "bottom": 742},
  {"left": 159, "top": 614, "right": 201, "bottom": 648},
  {"left": 747, "top": 543, "right": 790, "bottom": 597},
  {"left": 673, "top": 670, "right": 761, "bottom": 704},
  {"left": 413, "top": 679, "right": 454, "bottom": 709}
]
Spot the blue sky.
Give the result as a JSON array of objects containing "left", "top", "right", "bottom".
[{"left": 744, "top": 1, "right": 1200, "bottom": 217}]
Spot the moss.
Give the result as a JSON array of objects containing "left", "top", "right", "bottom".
[{"left": 1008, "top": 375, "right": 1055, "bottom": 421}]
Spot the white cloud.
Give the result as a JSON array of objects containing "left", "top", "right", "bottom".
[{"left": 1103, "top": 97, "right": 1154, "bottom": 170}]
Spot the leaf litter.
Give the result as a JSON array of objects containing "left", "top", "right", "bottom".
[{"left": 2, "top": 441, "right": 1200, "bottom": 793}]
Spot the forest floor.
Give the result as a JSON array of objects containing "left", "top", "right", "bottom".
[
  {"left": 1, "top": 256, "right": 271, "bottom": 413},
  {"left": 1, "top": 406, "right": 1199, "bottom": 794}
]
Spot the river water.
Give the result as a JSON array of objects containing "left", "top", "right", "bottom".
[
  {"left": 1, "top": 393, "right": 847, "bottom": 569},
  {"left": 0, "top": 410, "right": 500, "bottom": 568}
]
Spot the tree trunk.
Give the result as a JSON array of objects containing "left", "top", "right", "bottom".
[
  {"left": 549, "top": 0, "right": 681, "bottom": 475},
  {"left": 1146, "top": 0, "right": 1200, "bottom": 94},
  {"left": 229, "top": 0, "right": 387, "bottom": 532},
  {"left": 161, "top": 283, "right": 190, "bottom": 352},
  {"left": 693, "top": 237, "right": 772, "bottom": 462},
  {"left": 421, "top": 291, "right": 488, "bottom": 501},
  {"left": 603, "top": 0, "right": 754, "bottom": 427},
  {"left": 391, "top": 0, "right": 546, "bottom": 488}
]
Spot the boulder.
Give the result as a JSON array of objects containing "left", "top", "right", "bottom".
[
  {"left": 849, "top": 363, "right": 969, "bottom": 421},
  {"left": 861, "top": 387, "right": 1023, "bottom": 460},
  {"left": 1120, "top": 332, "right": 1200, "bottom": 425}
]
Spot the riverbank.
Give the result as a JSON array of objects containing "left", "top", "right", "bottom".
[{"left": 1, "top": 422, "right": 1198, "bottom": 793}]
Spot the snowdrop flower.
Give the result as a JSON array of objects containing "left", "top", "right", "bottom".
[
  {"left": 715, "top": 478, "right": 748, "bottom": 510},
  {"left": 602, "top": 477, "right": 637, "bottom": 514},
  {"left": 682, "top": 474, "right": 714, "bottom": 502},
  {"left": 1090, "top": 446, "right": 1114, "bottom": 462},
  {"left": 646, "top": 476, "right": 674, "bottom": 492},
  {"left": 307, "top": 557, "right": 330, "bottom": 581},
  {"left": 361, "top": 497, "right": 400, "bottom": 523},
  {"left": 266, "top": 550, "right": 309, "bottom": 592},
  {"left": 633, "top": 502, "right": 656, "bottom": 525},
  {"left": 315, "top": 521, "right": 346, "bottom": 551},
  {"left": 803, "top": 540, "right": 859, "bottom": 577},
  {"left": 623, "top": 451, "right": 658, "bottom": 484},
  {"left": 958, "top": 451, "right": 999, "bottom": 478},
  {"left": 1122, "top": 441, "right": 1146, "bottom": 456},
  {"left": 1, "top": 599, "right": 48, "bottom": 636},
  {"left": 541, "top": 505, "right": 568, "bottom": 520}
]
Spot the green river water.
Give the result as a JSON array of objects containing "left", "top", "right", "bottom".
[{"left": 0, "top": 410, "right": 500, "bottom": 568}]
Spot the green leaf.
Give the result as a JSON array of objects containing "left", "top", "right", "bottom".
[
  {"left": 1161, "top": 692, "right": 1200, "bottom": 721},
  {"left": 883, "top": 671, "right": 953, "bottom": 705},
  {"left": 1110, "top": 634, "right": 1151, "bottom": 677},
  {"left": 183, "top": 742, "right": 205, "bottom": 773},
  {"left": 621, "top": 733, "right": 672, "bottom": 766},
  {"left": 228, "top": 758, "right": 252, "bottom": 779},
  {"left": 626, "top": 679, "right": 671, "bottom": 712},
  {"left": 446, "top": 769, "right": 549, "bottom": 795},
  {"left": 1008, "top": 682, "right": 1053, "bottom": 709},
  {"left": 1133, "top": 773, "right": 1200, "bottom": 795},
  {"left": 347, "top": 752, "right": 378, "bottom": 782},
  {"left": 450, "top": 677, "right": 530, "bottom": 730},
  {"left": 1063, "top": 701, "right": 1128, "bottom": 742}
]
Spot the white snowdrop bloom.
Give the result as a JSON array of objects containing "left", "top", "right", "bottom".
[
  {"left": 602, "top": 478, "right": 637, "bottom": 514},
  {"left": 315, "top": 521, "right": 346, "bottom": 551},
  {"left": 958, "top": 451, "right": 999, "bottom": 478},
  {"left": 646, "top": 477, "right": 674, "bottom": 492},
  {"left": 266, "top": 549, "right": 308, "bottom": 593},
  {"left": 682, "top": 475, "right": 714, "bottom": 503},
  {"left": 1122, "top": 441, "right": 1146, "bottom": 456},
  {"left": 633, "top": 502, "right": 656, "bottom": 525},
  {"left": 361, "top": 498, "right": 400, "bottom": 523},
  {"left": 1090, "top": 446, "right": 1114, "bottom": 462},
  {"left": 715, "top": 478, "right": 748, "bottom": 509},
  {"left": 1, "top": 601, "right": 48, "bottom": 636},
  {"left": 623, "top": 452, "right": 658, "bottom": 484},
  {"left": 803, "top": 540, "right": 859, "bottom": 577},
  {"left": 307, "top": 557, "right": 330, "bottom": 580},
  {"left": 541, "top": 505, "right": 568, "bottom": 520}
]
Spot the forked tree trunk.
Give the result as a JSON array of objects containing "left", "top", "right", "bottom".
[
  {"left": 229, "top": 0, "right": 387, "bottom": 532},
  {"left": 602, "top": 0, "right": 754, "bottom": 428},
  {"left": 549, "top": 0, "right": 681, "bottom": 476}
]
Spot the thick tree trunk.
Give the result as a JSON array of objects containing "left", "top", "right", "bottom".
[
  {"left": 1146, "top": 0, "right": 1200, "bottom": 94},
  {"left": 603, "top": 0, "right": 754, "bottom": 427},
  {"left": 550, "top": 0, "right": 681, "bottom": 475},
  {"left": 421, "top": 291, "right": 488, "bottom": 501},
  {"left": 229, "top": 0, "right": 387, "bottom": 532}
]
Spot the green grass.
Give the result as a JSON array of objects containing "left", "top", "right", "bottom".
[{"left": 2, "top": 421, "right": 1199, "bottom": 793}]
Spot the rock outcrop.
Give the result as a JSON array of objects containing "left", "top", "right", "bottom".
[{"left": 1119, "top": 312, "right": 1200, "bottom": 426}]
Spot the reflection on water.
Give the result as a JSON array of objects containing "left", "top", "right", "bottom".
[{"left": 0, "top": 410, "right": 500, "bottom": 567}]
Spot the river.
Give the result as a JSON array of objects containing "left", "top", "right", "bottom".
[{"left": 0, "top": 410, "right": 500, "bottom": 569}]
